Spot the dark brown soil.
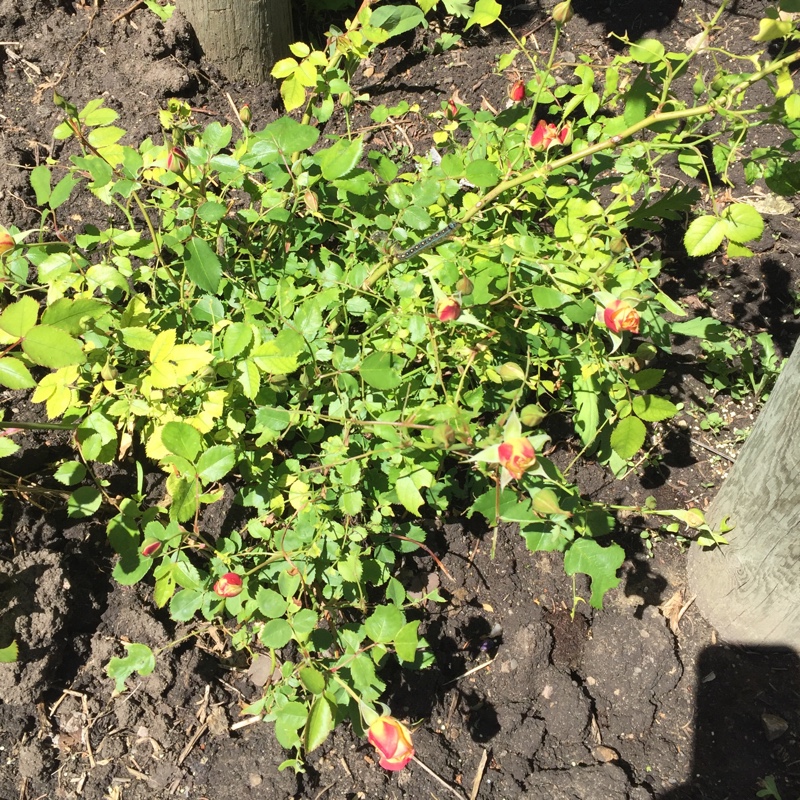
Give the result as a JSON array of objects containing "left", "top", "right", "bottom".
[{"left": 1, "top": 2, "right": 799, "bottom": 799}]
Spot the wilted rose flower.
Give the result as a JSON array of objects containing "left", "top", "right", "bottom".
[
  {"left": 436, "top": 297, "right": 461, "bottom": 322},
  {"left": 509, "top": 79, "right": 525, "bottom": 102},
  {"left": 367, "top": 716, "right": 414, "bottom": 771},
  {"left": 497, "top": 437, "right": 536, "bottom": 480},
  {"left": 530, "top": 119, "right": 571, "bottom": 151},
  {"left": 0, "top": 226, "right": 13, "bottom": 256},
  {"left": 213, "top": 572, "right": 243, "bottom": 598},
  {"left": 602, "top": 299, "right": 640, "bottom": 334},
  {"left": 141, "top": 539, "right": 162, "bottom": 557}
]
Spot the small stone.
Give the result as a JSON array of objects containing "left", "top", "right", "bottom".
[
  {"left": 593, "top": 745, "right": 619, "bottom": 762},
  {"left": 762, "top": 713, "right": 789, "bottom": 741},
  {"left": 500, "top": 658, "right": 518, "bottom": 673},
  {"left": 248, "top": 773, "right": 263, "bottom": 787}
]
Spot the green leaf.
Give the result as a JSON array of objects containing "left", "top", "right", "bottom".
[
  {"left": 169, "top": 588, "right": 204, "bottom": 621},
  {"left": 684, "top": 215, "right": 727, "bottom": 257},
  {"left": 304, "top": 696, "right": 335, "bottom": 753},
  {"left": 364, "top": 605, "right": 405, "bottom": 644},
  {"left": 724, "top": 204, "right": 764, "bottom": 244},
  {"left": 0, "top": 357, "right": 36, "bottom": 389},
  {"left": 627, "top": 369, "right": 664, "bottom": 392},
  {"left": 466, "top": 0, "right": 501, "bottom": 29},
  {"left": 274, "top": 702, "right": 307, "bottom": 749},
  {"left": 632, "top": 395, "right": 678, "bottom": 422},
  {"left": 161, "top": 421, "right": 203, "bottom": 461},
  {"left": 167, "top": 475, "right": 198, "bottom": 522},
  {"left": 753, "top": 17, "right": 793, "bottom": 42},
  {"left": 261, "top": 618, "right": 293, "bottom": 648},
  {"left": 0, "top": 641, "right": 18, "bottom": 663},
  {"left": 394, "top": 620, "right": 420, "bottom": 663},
  {"left": 41, "top": 298, "right": 107, "bottom": 334},
  {"left": 370, "top": 4, "right": 426, "bottom": 36},
  {"left": 223, "top": 322, "right": 253, "bottom": 360},
  {"left": 30, "top": 165, "right": 52, "bottom": 206},
  {"left": 360, "top": 351, "right": 403, "bottom": 390},
  {"left": 185, "top": 236, "right": 222, "bottom": 294},
  {"left": 0, "top": 438, "right": 20, "bottom": 458},
  {"left": 67, "top": 486, "right": 103, "bottom": 518},
  {"left": 465, "top": 159, "right": 500, "bottom": 188},
  {"left": 107, "top": 642, "right": 156, "bottom": 693},
  {"left": 315, "top": 137, "right": 363, "bottom": 181},
  {"left": 49, "top": 174, "right": 79, "bottom": 210},
  {"left": 0, "top": 296, "right": 39, "bottom": 338},
  {"left": 396, "top": 474, "right": 425, "bottom": 515},
  {"left": 564, "top": 538, "right": 625, "bottom": 609},
  {"left": 629, "top": 38, "right": 665, "bottom": 64},
  {"left": 531, "top": 285, "right": 566, "bottom": 309},
  {"left": 299, "top": 666, "right": 326, "bottom": 695},
  {"left": 610, "top": 416, "right": 646, "bottom": 460},
  {"left": 257, "top": 587, "right": 288, "bottom": 619},
  {"left": 195, "top": 445, "right": 236, "bottom": 483},
  {"left": 21, "top": 325, "right": 85, "bottom": 368}
]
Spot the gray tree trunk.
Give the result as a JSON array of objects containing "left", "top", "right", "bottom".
[
  {"left": 176, "top": 0, "right": 293, "bottom": 84},
  {"left": 687, "top": 337, "right": 800, "bottom": 647}
]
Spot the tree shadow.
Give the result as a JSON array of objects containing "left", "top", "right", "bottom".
[
  {"left": 571, "top": 0, "right": 681, "bottom": 44},
  {"left": 658, "top": 644, "right": 800, "bottom": 799}
]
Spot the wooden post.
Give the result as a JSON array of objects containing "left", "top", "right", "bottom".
[
  {"left": 176, "top": 0, "right": 293, "bottom": 84},
  {"left": 687, "top": 338, "right": 800, "bottom": 647}
]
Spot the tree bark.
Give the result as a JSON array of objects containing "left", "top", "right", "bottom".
[
  {"left": 687, "top": 337, "right": 800, "bottom": 647},
  {"left": 176, "top": 0, "right": 293, "bottom": 84}
]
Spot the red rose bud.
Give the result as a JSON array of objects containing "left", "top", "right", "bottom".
[
  {"left": 497, "top": 437, "right": 536, "bottom": 481},
  {"left": 141, "top": 539, "right": 162, "bottom": 557},
  {"left": 0, "top": 226, "right": 13, "bottom": 256},
  {"left": 530, "top": 120, "right": 571, "bottom": 151},
  {"left": 213, "top": 572, "right": 243, "bottom": 598},
  {"left": 436, "top": 297, "right": 461, "bottom": 322},
  {"left": 552, "top": 0, "right": 573, "bottom": 24},
  {"left": 446, "top": 99, "right": 458, "bottom": 119},
  {"left": 166, "top": 146, "right": 187, "bottom": 172},
  {"left": 509, "top": 79, "right": 526, "bottom": 102},
  {"left": 367, "top": 716, "right": 414, "bottom": 771},
  {"left": 603, "top": 299, "right": 640, "bottom": 334}
]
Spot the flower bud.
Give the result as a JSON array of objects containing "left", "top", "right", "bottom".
[
  {"left": 238, "top": 103, "right": 252, "bottom": 126},
  {"left": 532, "top": 488, "right": 569, "bottom": 516},
  {"left": 520, "top": 403, "right": 547, "bottom": 427},
  {"left": 685, "top": 508, "right": 706, "bottom": 529},
  {"left": 141, "top": 539, "right": 162, "bottom": 557},
  {"left": 304, "top": 190, "right": 319, "bottom": 214},
  {"left": 446, "top": 99, "right": 458, "bottom": 119},
  {"left": 432, "top": 422, "right": 455, "bottom": 449},
  {"left": 497, "top": 362, "right": 526, "bottom": 382},
  {"left": 0, "top": 226, "right": 13, "bottom": 256},
  {"left": 166, "top": 146, "right": 187, "bottom": 173},
  {"left": 552, "top": 0, "right": 573, "bottom": 24},
  {"left": 609, "top": 236, "right": 627, "bottom": 254},
  {"left": 436, "top": 297, "right": 461, "bottom": 322},
  {"left": 340, "top": 91, "right": 354, "bottom": 108},
  {"left": 455, "top": 275, "right": 473, "bottom": 295},
  {"left": 213, "top": 572, "right": 243, "bottom": 598},
  {"left": 367, "top": 716, "right": 414, "bottom": 771},
  {"left": 509, "top": 79, "right": 526, "bottom": 103}
]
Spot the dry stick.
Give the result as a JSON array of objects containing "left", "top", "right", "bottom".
[
  {"left": 469, "top": 749, "right": 489, "bottom": 800},
  {"left": 362, "top": 47, "right": 800, "bottom": 291},
  {"left": 112, "top": 0, "right": 145, "bottom": 24},
  {"left": 411, "top": 755, "right": 467, "bottom": 800}
]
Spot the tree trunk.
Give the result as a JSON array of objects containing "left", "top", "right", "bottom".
[
  {"left": 176, "top": 0, "right": 293, "bottom": 84},
  {"left": 687, "top": 337, "right": 800, "bottom": 647}
]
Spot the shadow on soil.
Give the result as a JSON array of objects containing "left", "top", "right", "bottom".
[{"left": 659, "top": 644, "right": 800, "bottom": 800}]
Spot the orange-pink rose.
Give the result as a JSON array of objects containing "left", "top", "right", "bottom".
[
  {"left": 0, "top": 226, "right": 14, "bottom": 256},
  {"left": 497, "top": 437, "right": 536, "bottom": 480},
  {"left": 530, "top": 120, "right": 571, "bottom": 151},
  {"left": 367, "top": 716, "right": 414, "bottom": 771},
  {"left": 603, "top": 299, "right": 640, "bottom": 334}
]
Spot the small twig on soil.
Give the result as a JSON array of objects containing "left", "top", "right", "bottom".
[
  {"left": 230, "top": 715, "right": 263, "bottom": 731},
  {"left": 112, "top": 0, "right": 145, "bottom": 23},
  {"left": 469, "top": 749, "right": 489, "bottom": 800},
  {"left": 690, "top": 436, "right": 736, "bottom": 463},
  {"left": 443, "top": 657, "right": 496, "bottom": 687},
  {"left": 411, "top": 755, "right": 467, "bottom": 800},
  {"left": 225, "top": 92, "right": 245, "bottom": 131},
  {"left": 313, "top": 784, "right": 336, "bottom": 800},
  {"left": 177, "top": 721, "right": 209, "bottom": 766}
]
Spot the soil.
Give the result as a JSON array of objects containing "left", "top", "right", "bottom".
[{"left": 1, "top": 2, "right": 800, "bottom": 800}]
